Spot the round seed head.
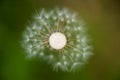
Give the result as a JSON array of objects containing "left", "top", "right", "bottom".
[{"left": 22, "top": 7, "right": 93, "bottom": 72}]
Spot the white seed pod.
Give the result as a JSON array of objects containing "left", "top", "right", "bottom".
[{"left": 22, "top": 7, "right": 93, "bottom": 72}]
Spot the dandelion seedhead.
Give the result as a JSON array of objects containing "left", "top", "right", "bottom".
[{"left": 22, "top": 7, "right": 93, "bottom": 72}]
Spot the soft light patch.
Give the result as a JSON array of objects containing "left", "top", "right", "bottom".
[{"left": 49, "top": 32, "right": 67, "bottom": 50}]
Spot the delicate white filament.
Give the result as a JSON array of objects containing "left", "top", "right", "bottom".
[{"left": 49, "top": 32, "right": 67, "bottom": 50}]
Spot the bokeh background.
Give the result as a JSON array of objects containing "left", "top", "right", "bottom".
[{"left": 0, "top": 0, "right": 120, "bottom": 80}]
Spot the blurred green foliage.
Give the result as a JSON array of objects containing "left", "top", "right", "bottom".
[{"left": 0, "top": 0, "right": 120, "bottom": 80}]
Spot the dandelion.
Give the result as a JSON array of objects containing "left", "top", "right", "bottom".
[{"left": 22, "top": 7, "right": 93, "bottom": 72}]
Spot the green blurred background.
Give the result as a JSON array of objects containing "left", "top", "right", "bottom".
[{"left": 0, "top": 0, "right": 120, "bottom": 80}]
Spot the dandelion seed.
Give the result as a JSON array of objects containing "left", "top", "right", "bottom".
[{"left": 22, "top": 7, "right": 93, "bottom": 72}]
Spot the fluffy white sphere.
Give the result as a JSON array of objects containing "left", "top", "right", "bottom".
[{"left": 22, "top": 7, "right": 93, "bottom": 72}]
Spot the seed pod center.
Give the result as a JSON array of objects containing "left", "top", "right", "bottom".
[{"left": 49, "top": 32, "right": 67, "bottom": 50}]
